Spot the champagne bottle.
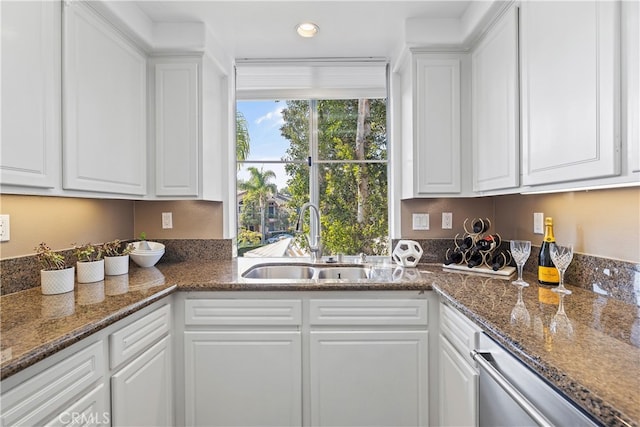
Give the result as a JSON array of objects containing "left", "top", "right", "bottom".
[{"left": 538, "top": 217, "right": 559, "bottom": 285}]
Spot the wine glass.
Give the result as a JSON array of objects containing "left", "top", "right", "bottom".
[
  {"left": 550, "top": 244, "right": 573, "bottom": 295},
  {"left": 550, "top": 293, "right": 573, "bottom": 339},
  {"left": 510, "top": 240, "right": 531, "bottom": 286},
  {"left": 510, "top": 285, "right": 531, "bottom": 327}
]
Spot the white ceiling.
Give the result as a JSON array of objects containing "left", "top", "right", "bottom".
[{"left": 134, "top": 1, "right": 472, "bottom": 59}]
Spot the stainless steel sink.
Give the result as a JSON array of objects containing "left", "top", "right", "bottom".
[
  {"left": 316, "top": 266, "right": 370, "bottom": 280},
  {"left": 241, "top": 264, "right": 315, "bottom": 279},
  {"left": 241, "top": 263, "right": 371, "bottom": 280}
]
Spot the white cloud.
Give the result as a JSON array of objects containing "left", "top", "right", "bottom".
[{"left": 255, "top": 106, "right": 284, "bottom": 127}]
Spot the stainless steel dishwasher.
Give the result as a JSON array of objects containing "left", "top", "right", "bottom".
[{"left": 472, "top": 333, "right": 600, "bottom": 427}]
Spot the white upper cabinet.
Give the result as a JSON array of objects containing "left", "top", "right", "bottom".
[
  {"left": 1, "top": 1, "right": 61, "bottom": 189},
  {"left": 150, "top": 56, "right": 226, "bottom": 200},
  {"left": 472, "top": 6, "right": 520, "bottom": 193},
  {"left": 153, "top": 61, "right": 200, "bottom": 197},
  {"left": 520, "top": 1, "right": 621, "bottom": 186},
  {"left": 63, "top": 1, "right": 147, "bottom": 195},
  {"left": 625, "top": 0, "right": 639, "bottom": 174},
  {"left": 412, "top": 54, "right": 464, "bottom": 195}
]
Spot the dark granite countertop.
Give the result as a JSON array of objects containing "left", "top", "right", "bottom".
[{"left": 1, "top": 259, "right": 638, "bottom": 427}]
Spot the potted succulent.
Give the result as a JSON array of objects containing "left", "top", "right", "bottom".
[
  {"left": 35, "top": 242, "right": 75, "bottom": 295},
  {"left": 102, "top": 239, "right": 133, "bottom": 276},
  {"left": 74, "top": 243, "right": 104, "bottom": 283}
]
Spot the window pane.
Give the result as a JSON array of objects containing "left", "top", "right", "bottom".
[
  {"left": 319, "top": 162, "right": 389, "bottom": 255},
  {"left": 317, "top": 99, "right": 387, "bottom": 161},
  {"left": 237, "top": 100, "right": 308, "bottom": 162}
]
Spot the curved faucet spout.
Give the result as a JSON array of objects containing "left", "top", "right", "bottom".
[{"left": 296, "top": 202, "right": 322, "bottom": 262}]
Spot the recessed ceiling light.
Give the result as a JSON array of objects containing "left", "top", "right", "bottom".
[{"left": 296, "top": 22, "right": 319, "bottom": 38}]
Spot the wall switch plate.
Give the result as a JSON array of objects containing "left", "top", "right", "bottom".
[
  {"left": 0, "top": 215, "right": 10, "bottom": 242},
  {"left": 162, "top": 212, "right": 173, "bottom": 229},
  {"left": 533, "top": 212, "right": 544, "bottom": 234},
  {"left": 412, "top": 213, "right": 429, "bottom": 230},
  {"left": 442, "top": 212, "right": 453, "bottom": 229}
]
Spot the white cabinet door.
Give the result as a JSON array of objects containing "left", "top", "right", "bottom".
[
  {"left": 154, "top": 61, "right": 199, "bottom": 196},
  {"left": 1, "top": 0, "right": 60, "bottom": 189},
  {"left": 44, "top": 383, "right": 109, "bottom": 427},
  {"left": 439, "top": 336, "right": 478, "bottom": 427},
  {"left": 472, "top": 6, "right": 519, "bottom": 192},
  {"left": 521, "top": 1, "right": 621, "bottom": 185},
  {"left": 625, "top": 0, "right": 640, "bottom": 174},
  {"left": 111, "top": 336, "right": 173, "bottom": 427},
  {"left": 414, "top": 56, "right": 461, "bottom": 194},
  {"left": 63, "top": 1, "right": 147, "bottom": 195},
  {"left": 184, "top": 331, "right": 302, "bottom": 427},
  {"left": 309, "top": 330, "right": 429, "bottom": 427}
]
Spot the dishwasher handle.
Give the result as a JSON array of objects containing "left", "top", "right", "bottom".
[{"left": 472, "top": 350, "right": 554, "bottom": 427}]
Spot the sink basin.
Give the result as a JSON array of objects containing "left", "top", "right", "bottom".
[
  {"left": 242, "top": 264, "right": 315, "bottom": 279},
  {"left": 316, "top": 266, "right": 370, "bottom": 280}
]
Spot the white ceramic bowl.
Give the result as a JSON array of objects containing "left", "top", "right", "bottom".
[{"left": 129, "top": 241, "right": 165, "bottom": 267}]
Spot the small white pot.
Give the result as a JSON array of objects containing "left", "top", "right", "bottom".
[
  {"left": 76, "top": 259, "right": 105, "bottom": 283},
  {"left": 41, "top": 267, "right": 75, "bottom": 295},
  {"left": 104, "top": 255, "right": 130, "bottom": 276}
]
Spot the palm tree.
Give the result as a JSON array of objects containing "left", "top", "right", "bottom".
[
  {"left": 236, "top": 111, "right": 250, "bottom": 168},
  {"left": 238, "top": 167, "right": 277, "bottom": 243}
]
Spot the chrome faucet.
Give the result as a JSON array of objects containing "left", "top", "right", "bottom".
[{"left": 296, "top": 202, "right": 322, "bottom": 262}]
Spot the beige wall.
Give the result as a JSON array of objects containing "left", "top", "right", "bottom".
[
  {"left": 401, "top": 187, "right": 640, "bottom": 263},
  {"left": 0, "top": 196, "right": 224, "bottom": 259},
  {"left": 0, "top": 195, "right": 134, "bottom": 258},
  {"left": 133, "top": 200, "right": 223, "bottom": 240}
]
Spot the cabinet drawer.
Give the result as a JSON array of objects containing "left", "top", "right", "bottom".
[
  {"left": 109, "top": 304, "right": 171, "bottom": 369},
  {"left": 440, "top": 303, "right": 480, "bottom": 363},
  {"left": 1, "top": 341, "right": 104, "bottom": 426},
  {"left": 309, "top": 299, "right": 428, "bottom": 326},
  {"left": 185, "top": 299, "right": 302, "bottom": 326}
]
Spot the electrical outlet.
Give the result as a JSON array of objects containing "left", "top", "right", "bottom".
[
  {"left": 412, "top": 213, "right": 429, "bottom": 230},
  {"left": 533, "top": 212, "right": 544, "bottom": 234},
  {"left": 442, "top": 212, "right": 453, "bottom": 229},
  {"left": 0, "top": 215, "right": 10, "bottom": 242},
  {"left": 162, "top": 212, "right": 173, "bottom": 229}
]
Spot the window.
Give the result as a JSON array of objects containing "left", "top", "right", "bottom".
[{"left": 236, "top": 62, "right": 388, "bottom": 257}]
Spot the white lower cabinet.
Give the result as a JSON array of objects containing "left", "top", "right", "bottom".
[
  {"left": 310, "top": 330, "right": 428, "bottom": 426},
  {"left": 184, "top": 331, "right": 302, "bottom": 426},
  {"left": 180, "top": 292, "right": 431, "bottom": 427},
  {"left": 439, "top": 336, "right": 478, "bottom": 427},
  {"left": 438, "top": 302, "right": 481, "bottom": 427},
  {"left": 111, "top": 336, "right": 173, "bottom": 426},
  {"left": 0, "top": 341, "right": 106, "bottom": 426}
]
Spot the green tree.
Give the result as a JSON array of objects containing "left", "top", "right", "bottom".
[
  {"left": 280, "top": 99, "right": 388, "bottom": 255},
  {"left": 236, "top": 111, "right": 250, "bottom": 167},
  {"left": 238, "top": 167, "right": 278, "bottom": 243}
]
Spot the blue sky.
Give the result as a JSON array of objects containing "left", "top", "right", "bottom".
[{"left": 237, "top": 100, "right": 291, "bottom": 190}]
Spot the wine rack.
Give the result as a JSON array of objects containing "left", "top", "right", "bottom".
[{"left": 443, "top": 218, "right": 515, "bottom": 276}]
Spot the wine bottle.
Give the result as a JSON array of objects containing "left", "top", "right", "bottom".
[
  {"left": 444, "top": 249, "right": 464, "bottom": 265},
  {"left": 538, "top": 217, "right": 560, "bottom": 285},
  {"left": 458, "top": 236, "right": 474, "bottom": 251},
  {"left": 474, "top": 234, "right": 501, "bottom": 252},
  {"left": 467, "top": 251, "right": 484, "bottom": 268},
  {"left": 490, "top": 250, "right": 509, "bottom": 271},
  {"left": 472, "top": 219, "right": 489, "bottom": 234}
]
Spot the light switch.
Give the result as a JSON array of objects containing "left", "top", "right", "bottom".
[
  {"left": 442, "top": 212, "right": 452, "bottom": 229},
  {"left": 533, "top": 212, "right": 544, "bottom": 234},
  {"left": 412, "top": 213, "right": 429, "bottom": 230},
  {"left": 0, "top": 215, "right": 10, "bottom": 242},
  {"left": 162, "top": 212, "right": 173, "bottom": 229}
]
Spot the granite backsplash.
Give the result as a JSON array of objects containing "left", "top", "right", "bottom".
[
  {"left": 396, "top": 238, "right": 640, "bottom": 307},
  {"left": 0, "top": 239, "right": 232, "bottom": 296},
  {"left": 3, "top": 238, "right": 638, "bottom": 306}
]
